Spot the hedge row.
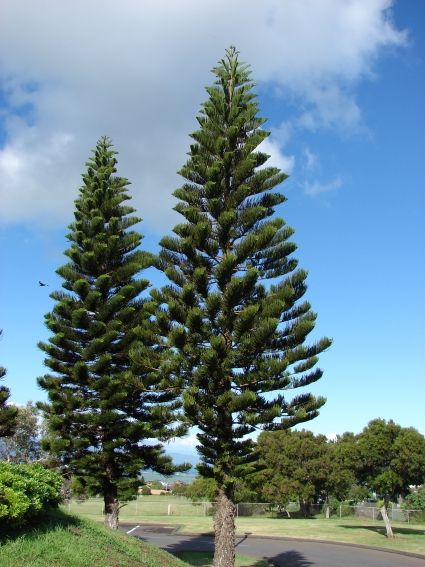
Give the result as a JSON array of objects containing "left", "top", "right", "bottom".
[{"left": 0, "top": 462, "right": 62, "bottom": 527}]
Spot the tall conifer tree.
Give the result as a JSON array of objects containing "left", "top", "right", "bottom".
[
  {"left": 38, "top": 138, "right": 185, "bottom": 528},
  {"left": 0, "top": 331, "right": 18, "bottom": 438},
  {"left": 157, "top": 48, "right": 331, "bottom": 567}
]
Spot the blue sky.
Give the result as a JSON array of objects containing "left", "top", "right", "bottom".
[{"left": 0, "top": 0, "right": 424, "bottom": 453}]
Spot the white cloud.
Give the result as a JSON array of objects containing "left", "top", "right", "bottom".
[
  {"left": 258, "top": 137, "right": 295, "bottom": 175},
  {"left": 303, "top": 176, "right": 343, "bottom": 196},
  {"left": 0, "top": 0, "right": 407, "bottom": 229},
  {"left": 165, "top": 433, "right": 199, "bottom": 450}
]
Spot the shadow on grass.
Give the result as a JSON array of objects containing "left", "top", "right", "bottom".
[
  {"left": 0, "top": 507, "right": 85, "bottom": 543},
  {"left": 340, "top": 524, "right": 425, "bottom": 537}
]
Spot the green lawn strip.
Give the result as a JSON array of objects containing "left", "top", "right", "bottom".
[
  {"left": 64, "top": 501, "right": 425, "bottom": 557},
  {"left": 0, "top": 509, "right": 188, "bottom": 567},
  {"left": 176, "top": 551, "right": 271, "bottom": 567}
]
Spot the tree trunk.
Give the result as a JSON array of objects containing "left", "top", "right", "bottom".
[
  {"left": 213, "top": 489, "right": 236, "bottom": 567},
  {"left": 300, "top": 500, "right": 310, "bottom": 518},
  {"left": 381, "top": 500, "right": 394, "bottom": 538},
  {"left": 104, "top": 482, "right": 119, "bottom": 529}
]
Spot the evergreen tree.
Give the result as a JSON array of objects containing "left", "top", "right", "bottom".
[
  {"left": 356, "top": 419, "right": 425, "bottom": 538},
  {"left": 38, "top": 137, "right": 186, "bottom": 529},
  {"left": 0, "top": 330, "right": 18, "bottom": 438},
  {"left": 157, "top": 48, "right": 331, "bottom": 567},
  {"left": 253, "top": 429, "right": 353, "bottom": 517}
]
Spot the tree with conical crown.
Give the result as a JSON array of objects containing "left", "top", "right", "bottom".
[
  {"left": 38, "top": 137, "right": 187, "bottom": 529},
  {"left": 156, "top": 48, "right": 332, "bottom": 567},
  {"left": 0, "top": 331, "right": 18, "bottom": 438}
]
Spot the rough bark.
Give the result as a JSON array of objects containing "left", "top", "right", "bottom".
[
  {"left": 104, "top": 481, "right": 119, "bottom": 529},
  {"left": 381, "top": 499, "right": 394, "bottom": 538},
  {"left": 213, "top": 489, "right": 236, "bottom": 567}
]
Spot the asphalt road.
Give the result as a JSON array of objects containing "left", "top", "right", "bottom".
[{"left": 120, "top": 523, "right": 425, "bottom": 567}]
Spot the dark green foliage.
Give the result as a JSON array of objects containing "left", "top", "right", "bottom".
[
  {"left": 157, "top": 47, "right": 331, "bottom": 563},
  {"left": 252, "top": 429, "right": 352, "bottom": 515},
  {"left": 0, "top": 462, "right": 62, "bottom": 528},
  {"left": 356, "top": 419, "right": 425, "bottom": 503},
  {"left": 37, "top": 137, "right": 186, "bottom": 527},
  {"left": 403, "top": 485, "right": 425, "bottom": 511},
  {"left": 0, "top": 330, "right": 18, "bottom": 438},
  {"left": 185, "top": 477, "right": 217, "bottom": 502},
  {"left": 158, "top": 46, "right": 330, "bottom": 493}
]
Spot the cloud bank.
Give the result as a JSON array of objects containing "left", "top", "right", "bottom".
[{"left": 0, "top": 0, "right": 407, "bottom": 230}]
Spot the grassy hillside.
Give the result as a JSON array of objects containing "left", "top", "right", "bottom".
[{"left": 0, "top": 509, "right": 187, "bottom": 567}]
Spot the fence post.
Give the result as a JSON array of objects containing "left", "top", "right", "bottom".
[
  {"left": 372, "top": 507, "right": 375, "bottom": 521},
  {"left": 339, "top": 504, "right": 342, "bottom": 519},
  {"left": 167, "top": 504, "right": 171, "bottom": 516},
  {"left": 236, "top": 504, "right": 239, "bottom": 518}
]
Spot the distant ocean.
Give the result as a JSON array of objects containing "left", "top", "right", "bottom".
[{"left": 142, "top": 468, "right": 198, "bottom": 484}]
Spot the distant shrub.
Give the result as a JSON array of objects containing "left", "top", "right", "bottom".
[
  {"left": 139, "top": 485, "right": 151, "bottom": 496},
  {"left": 0, "top": 462, "right": 62, "bottom": 527},
  {"left": 403, "top": 486, "right": 425, "bottom": 511},
  {"left": 171, "top": 483, "right": 188, "bottom": 496}
]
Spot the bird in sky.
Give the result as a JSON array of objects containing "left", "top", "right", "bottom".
[{"left": 38, "top": 281, "right": 48, "bottom": 287}]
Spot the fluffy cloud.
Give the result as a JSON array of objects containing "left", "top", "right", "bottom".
[
  {"left": 258, "top": 137, "right": 295, "bottom": 175},
  {"left": 0, "top": 0, "right": 406, "bottom": 230}
]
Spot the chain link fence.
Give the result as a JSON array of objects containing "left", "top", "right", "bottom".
[{"left": 65, "top": 498, "right": 424, "bottom": 524}]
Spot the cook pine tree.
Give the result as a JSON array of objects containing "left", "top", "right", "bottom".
[
  {"left": 157, "top": 48, "right": 332, "bottom": 567},
  {"left": 38, "top": 138, "right": 186, "bottom": 529},
  {"left": 0, "top": 330, "right": 18, "bottom": 438}
]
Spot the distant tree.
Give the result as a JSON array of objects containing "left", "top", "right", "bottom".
[
  {"left": 0, "top": 402, "right": 43, "bottom": 463},
  {"left": 254, "top": 429, "right": 352, "bottom": 517},
  {"left": 184, "top": 476, "right": 259, "bottom": 504},
  {"left": 0, "top": 330, "right": 18, "bottom": 438},
  {"left": 403, "top": 485, "right": 425, "bottom": 511},
  {"left": 356, "top": 419, "right": 425, "bottom": 537},
  {"left": 170, "top": 482, "right": 187, "bottom": 496},
  {"left": 139, "top": 484, "right": 152, "bottom": 496},
  {"left": 38, "top": 137, "right": 187, "bottom": 529},
  {"left": 186, "top": 477, "right": 217, "bottom": 502},
  {"left": 157, "top": 47, "right": 331, "bottom": 567}
]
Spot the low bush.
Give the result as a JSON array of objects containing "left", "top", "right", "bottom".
[{"left": 0, "top": 462, "right": 62, "bottom": 528}]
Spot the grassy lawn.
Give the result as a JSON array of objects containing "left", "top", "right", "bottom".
[
  {"left": 64, "top": 499, "right": 425, "bottom": 557},
  {"left": 177, "top": 551, "right": 271, "bottom": 566},
  {"left": 0, "top": 509, "right": 187, "bottom": 567}
]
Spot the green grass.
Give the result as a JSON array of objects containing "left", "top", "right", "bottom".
[
  {"left": 66, "top": 497, "right": 214, "bottom": 518},
  {"left": 64, "top": 499, "right": 425, "bottom": 557},
  {"left": 177, "top": 551, "right": 271, "bottom": 566},
  {"left": 0, "top": 509, "right": 188, "bottom": 567}
]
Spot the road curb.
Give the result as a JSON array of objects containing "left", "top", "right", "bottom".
[{"left": 120, "top": 523, "right": 425, "bottom": 561}]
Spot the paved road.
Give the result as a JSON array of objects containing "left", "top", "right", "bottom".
[{"left": 120, "top": 523, "right": 425, "bottom": 567}]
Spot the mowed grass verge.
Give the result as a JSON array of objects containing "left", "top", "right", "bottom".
[
  {"left": 176, "top": 551, "right": 271, "bottom": 566},
  {"left": 65, "top": 500, "right": 425, "bottom": 557},
  {"left": 0, "top": 509, "right": 188, "bottom": 567}
]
